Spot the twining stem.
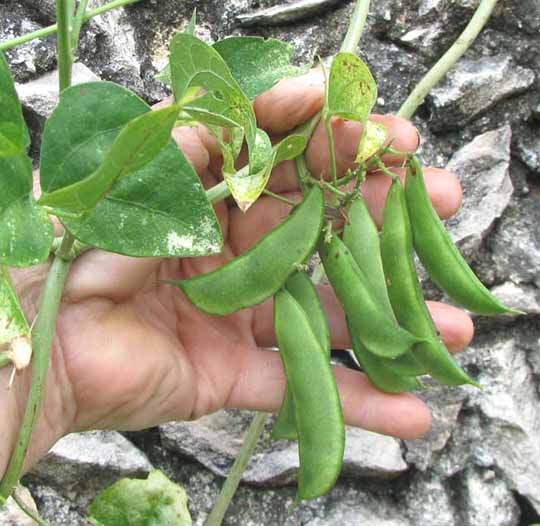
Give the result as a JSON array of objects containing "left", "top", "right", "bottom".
[
  {"left": 71, "top": 0, "right": 90, "bottom": 52},
  {"left": 205, "top": 412, "right": 268, "bottom": 526},
  {"left": 398, "top": 0, "right": 499, "bottom": 119},
  {"left": 324, "top": 117, "right": 338, "bottom": 184},
  {"left": 263, "top": 189, "right": 296, "bottom": 207},
  {"left": 0, "top": 0, "right": 142, "bottom": 52},
  {"left": 0, "top": 0, "right": 79, "bottom": 506},
  {"left": 56, "top": 0, "right": 73, "bottom": 90},
  {"left": 12, "top": 489, "right": 50, "bottom": 526},
  {"left": 340, "top": 0, "right": 371, "bottom": 54},
  {"left": 0, "top": 234, "right": 75, "bottom": 503},
  {"left": 206, "top": 181, "right": 231, "bottom": 204}
]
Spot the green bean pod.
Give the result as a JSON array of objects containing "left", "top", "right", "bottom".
[
  {"left": 273, "top": 271, "right": 331, "bottom": 440},
  {"left": 274, "top": 289, "right": 344, "bottom": 501},
  {"left": 320, "top": 234, "right": 423, "bottom": 359},
  {"left": 405, "top": 155, "right": 519, "bottom": 316},
  {"left": 175, "top": 186, "right": 324, "bottom": 316},
  {"left": 347, "top": 318, "right": 422, "bottom": 393},
  {"left": 380, "top": 177, "right": 479, "bottom": 387},
  {"left": 343, "top": 196, "right": 426, "bottom": 377}
]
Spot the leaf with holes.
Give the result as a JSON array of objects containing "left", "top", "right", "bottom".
[
  {"left": 225, "top": 133, "right": 308, "bottom": 212},
  {"left": 0, "top": 52, "right": 30, "bottom": 157},
  {"left": 0, "top": 154, "right": 53, "bottom": 267}
]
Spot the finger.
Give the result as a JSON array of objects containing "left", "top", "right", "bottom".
[
  {"left": 253, "top": 293, "right": 474, "bottom": 354},
  {"left": 254, "top": 68, "right": 325, "bottom": 135},
  {"left": 306, "top": 115, "right": 419, "bottom": 179},
  {"left": 171, "top": 125, "right": 211, "bottom": 175},
  {"left": 225, "top": 349, "right": 431, "bottom": 440},
  {"left": 362, "top": 167, "right": 463, "bottom": 226},
  {"left": 228, "top": 192, "right": 302, "bottom": 256}
]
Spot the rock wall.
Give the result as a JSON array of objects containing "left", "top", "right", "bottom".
[{"left": 0, "top": 0, "right": 539, "bottom": 524}]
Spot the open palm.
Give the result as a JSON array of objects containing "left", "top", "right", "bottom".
[{"left": 7, "top": 70, "right": 473, "bottom": 471}]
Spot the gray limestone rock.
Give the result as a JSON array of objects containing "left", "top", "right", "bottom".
[
  {"left": 445, "top": 125, "right": 513, "bottom": 256},
  {"left": 437, "top": 333, "right": 540, "bottom": 513},
  {"left": 404, "top": 383, "right": 468, "bottom": 471},
  {"left": 0, "top": 485, "right": 39, "bottom": 526},
  {"left": 515, "top": 127, "right": 540, "bottom": 176},
  {"left": 490, "top": 281, "right": 540, "bottom": 316},
  {"left": 402, "top": 471, "right": 457, "bottom": 526},
  {"left": 0, "top": 2, "right": 57, "bottom": 82},
  {"left": 160, "top": 409, "right": 407, "bottom": 486},
  {"left": 428, "top": 56, "right": 535, "bottom": 131},
  {"left": 491, "top": 196, "right": 540, "bottom": 288},
  {"left": 29, "top": 431, "right": 153, "bottom": 508},
  {"left": 459, "top": 468, "right": 520, "bottom": 526}
]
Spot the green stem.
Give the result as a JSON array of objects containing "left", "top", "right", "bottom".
[
  {"left": 262, "top": 190, "right": 296, "bottom": 207},
  {"left": 340, "top": 0, "right": 371, "bottom": 53},
  {"left": 398, "top": 0, "right": 499, "bottom": 119},
  {"left": 0, "top": 234, "right": 75, "bottom": 503},
  {"left": 70, "top": 0, "right": 90, "bottom": 52},
  {"left": 12, "top": 489, "right": 50, "bottom": 526},
  {"left": 0, "top": 0, "right": 142, "bottom": 52},
  {"left": 324, "top": 117, "right": 338, "bottom": 184},
  {"left": 205, "top": 412, "right": 268, "bottom": 526},
  {"left": 56, "top": 0, "right": 73, "bottom": 91},
  {"left": 206, "top": 181, "right": 231, "bottom": 204}
]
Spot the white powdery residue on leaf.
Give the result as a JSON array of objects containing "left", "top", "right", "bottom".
[{"left": 167, "top": 231, "right": 195, "bottom": 252}]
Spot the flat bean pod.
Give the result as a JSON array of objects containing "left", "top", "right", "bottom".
[
  {"left": 347, "top": 318, "right": 422, "bottom": 393},
  {"left": 320, "top": 234, "right": 423, "bottom": 359},
  {"left": 274, "top": 289, "right": 344, "bottom": 501},
  {"left": 405, "top": 155, "right": 518, "bottom": 316},
  {"left": 380, "top": 177, "right": 479, "bottom": 387},
  {"left": 273, "top": 271, "right": 331, "bottom": 440},
  {"left": 343, "top": 196, "right": 426, "bottom": 377},
  {"left": 176, "top": 186, "right": 324, "bottom": 316}
]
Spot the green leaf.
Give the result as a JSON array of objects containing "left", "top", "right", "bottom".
[
  {"left": 355, "top": 121, "right": 388, "bottom": 163},
  {"left": 169, "top": 34, "right": 257, "bottom": 163},
  {"left": 40, "top": 81, "right": 222, "bottom": 257},
  {"left": 60, "top": 141, "right": 223, "bottom": 257},
  {"left": 0, "top": 52, "right": 30, "bottom": 157},
  {"left": 213, "top": 36, "right": 308, "bottom": 100},
  {"left": 39, "top": 104, "right": 181, "bottom": 211},
  {"left": 325, "top": 52, "right": 377, "bottom": 123},
  {"left": 0, "top": 266, "right": 30, "bottom": 346},
  {"left": 0, "top": 154, "right": 53, "bottom": 267},
  {"left": 89, "top": 470, "right": 192, "bottom": 526},
  {"left": 225, "top": 133, "right": 308, "bottom": 211}
]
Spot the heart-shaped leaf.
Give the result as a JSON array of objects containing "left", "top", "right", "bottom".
[
  {"left": 39, "top": 104, "right": 181, "bottom": 211},
  {"left": 0, "top": 52, "right": 30, "bottom": 157},
  {"left": 40, "top": 81, "right": 222, "bottom": 257}
]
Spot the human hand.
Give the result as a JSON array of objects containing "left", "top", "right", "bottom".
[{"left": 0, "top": 69, "right": 474, "bottom": 477}]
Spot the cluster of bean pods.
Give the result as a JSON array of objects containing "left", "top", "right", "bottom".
[{"left": 174, "top": 153, "right": 517, "bottom": 501}]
